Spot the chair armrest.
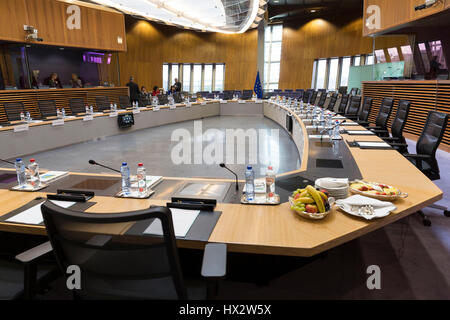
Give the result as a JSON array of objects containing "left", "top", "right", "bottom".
[
  {"left": 345, "top": 115, "right": 358, "bottom": 120},
  {"left": 403, "top": 154, "right": 431, "bottom": 160},
  {"left": 381, "top": 136, "right": 400, "bottom": 141},
  {"left": 16, "top": 241, "right": 52, "bottom": 264},
  {"left": 201, "top": 243, "right": 227, "bottom": 279},
  {"left": 368, "top": 126, "right": 383, "bottom": 130},
  {"left": 357, "top": 121, "right": 370, "bottom": 126},
  {"left": 371, "top": 129, "right": 388, "bottom": 134},
  {"left": 389, "top": 142, "right": 409, "bottom": 147}
]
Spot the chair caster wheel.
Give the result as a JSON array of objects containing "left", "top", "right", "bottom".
[
  {"left": 444, "top": 210, "right": 450, "bottom": 217},
  {"left": 423, "top": 219, "right": 431, "bottom": 227}
]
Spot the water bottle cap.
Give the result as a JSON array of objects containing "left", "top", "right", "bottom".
[
  {"left": 138, "top": 163, "right": 143, "bottom": 167},
  {"left": 30, "top": 159, "right": 35, "bottom": 163},
  {"left": 247, "top": 166, "right": 252, "bottom": 170},
  {"left": 16, "top": 158, "right": 22, "bottom": 162},
  {"left": 122, "top": 162, "right": 127, "bottom": 166},
  {"left": 268, "top": 166, "right": 273, "bottom": 170}
]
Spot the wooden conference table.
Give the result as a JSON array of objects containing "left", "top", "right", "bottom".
[{"left": 0, "top": 100, "right": 443, "bottom": 257}]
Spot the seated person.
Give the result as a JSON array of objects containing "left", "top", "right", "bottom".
[
  {"left": 140, "top": 86, "right": 151, "bottom": 99},
  {"left": 70, "top": 73, "right": 83, "bottom": 88},
  {"left": 152, "top": 86, "right": 160, "bottom": 96},
  {"left": 48, "top": 73, "right": 62, "bottom": 88}
]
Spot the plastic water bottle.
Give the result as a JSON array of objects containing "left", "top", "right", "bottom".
[
  {"left": 85, "top": 106, "right": 89, "bottom": 114},
  {"left": 110, "top": 103, "right": 114, "bottom": 111},
  {"left": 61, "top": 108, "right": 66, "bottom": 119},
  {"left": 120, "top": 162, "right": 131, "bottom": 195},
  {"left": 90, "top": 105, "right": 94, "bottom": 114},
  {"left": 56, "top": 108, "right": 61, "bottom": 118},
  {"left": 332, "top": 120, "right": 341, "bottom": 139},
  {"left": 245, "top": 166, "right": 255, "bottom": 202},
  {"left": 26, "top": 111, "right": 31, "bottom": 123},
  {"left": 28, "top": 159, "right": 40, "bottom": 188},
  {"left": 265, "top": 166, "right": 276, "bottom": 203},
  {"left": 137, "top": 163, "right": 146, "bottom": 195},
  {"left": 20, "top": 112, "right": 25, "bottom": 122},
  {"left": 15, "top": 158, "right": 27, "bottom": 188}
]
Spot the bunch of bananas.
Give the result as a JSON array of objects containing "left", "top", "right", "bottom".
[{"left": 291, "top": 185, "right": 330, "bottom": 214}]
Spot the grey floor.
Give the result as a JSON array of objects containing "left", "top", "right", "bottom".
[
  {"left": 18, "top": 116, "right": 301, "bottom": 179},
  {"left": 20, "top": 117, "right": 450, "bottom": 299}
]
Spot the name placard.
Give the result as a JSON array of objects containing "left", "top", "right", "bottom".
[
  {"left": 83, "top": 115, "right": 94, "bottom": 121},
  {"left": 52, "top": 119, "right": 65, "bottom": 126},
  {"left": 169, "top": 105, "right": 176, "bottom": 110},
  {"left": 14, "top": 124, "right": 29, "bottom": 132},
  {"left": 132, "top": 109, "right": 140, "bottom": 114},
  {"left": 238, "top": 100, "right": 246, "bottom": 104},
  {"left": 109, "top": 112, "right": 118, "bottom": 117},
  {"left": 201, "top": 102, "right": 207, "bottom": 105},
  {"left": 185, "top": 102, "right": 191, "bottom": 108},
  {"left": 153, "top": 106, "right": 160, "bottom": 111},
  {"left": 220, "top": 100, "right": 228, "bottom": 104}
]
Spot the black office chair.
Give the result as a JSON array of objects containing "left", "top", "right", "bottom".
[
  {"left": 157, "top": 94, "right": 168, "bottom": 105},
  {"left": 359, "top": 97, "right": 394, "bottom": 133},
  {"left": 69, "top": 98, "right": 85, "bottom": 115},
  {"left": 38, "top": 100, "right": 57, "bottom": 118},
  {"left": 119, "top": 95, "right": 132, "bottom": 109},
  {"left": 390, "top": 111, "right": 449, "bottom": 225},
  {"left": 41, "top": 201, "right": 226, "bottom": 300},
  {"left": 173, "top": 92, "right": 182, "bottom": 104},
  {"left": 325, "top": 93, "right": 338, "bottom": 111},
  {"left": 310, "top": 91, "right": 318, "bottom": 105},
  {"left": 139, "top": 96, "right": 151, "bottom": 108},
  {"left": 344, "top": 96, "right": 362, "bottom": 117},
  {"left": 95, "top": 96, "right": 110, "bottom": 112},
  {"left": 317, "top": 92, "right": 327, "bottom": 108},
  {"left": 4, "top": 102, "right": 26, "bottom": 122},
  {"left": 242, "top": 90, "right": 253, "bottom": 100},
  {"left": 376, "top": 100, "right": 411, "bottom": 153},
  {"left": 0, "top": 241, "right": 56, "bottom": 300},
  {"left": 352, "top": 97, "right": 373, "bottom": 123},
  {"left": 337, "top": 94, "right": 350, "bottom": 114}
]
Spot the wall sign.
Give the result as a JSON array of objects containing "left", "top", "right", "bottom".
[
  {"left": 66, "top": 5, "right": 81, "bottom": 30},
  {"left": 365, "top": 5, "right": 381, "bottom": 31}
]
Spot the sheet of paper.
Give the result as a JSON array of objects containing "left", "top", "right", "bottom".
[
  {"left": 6, "top": 200, "right": 75, "bottom": 225},
  {"left": 357, "top": 142, "right": 391, "bottom": 148},
  {"left": 346, "top": 130, "right": 374, "bottom": 135},
  {"left": 143, "top": 209, "right": 200, "bottom": 238}
]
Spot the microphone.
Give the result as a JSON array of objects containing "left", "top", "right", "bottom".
[
  {"left": 219, "top": 163, "right": 239, "bottom": 191},
  {"left": 0, "top": 158, "right": 29, "bottom": 169},
  {"left": 88, "top": 159, "right": 121, "bottom": 173},
  {"left": 319, "top": 119, "right": 346, "bottom": 135}
]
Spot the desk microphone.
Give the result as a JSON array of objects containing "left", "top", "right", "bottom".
[
  {"left": 319, "top": 119, "right": 346, "bottom": 142},
  {"left": 88, "top": 159, "right": 121, "bottom": 173},
  {"left": 0, "top": 158, "right": 29, "bottom": 169},
  {"left": 219, "top": 163, "right": 239, "bottom": 191}
]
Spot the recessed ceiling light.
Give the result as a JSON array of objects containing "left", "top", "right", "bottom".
[{"left": 310, "top": 9, "right": 317, "bottom": 13}]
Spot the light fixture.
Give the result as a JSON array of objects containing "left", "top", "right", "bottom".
[
  {"left": 88, "top": 0, "right": 267, "bottom": 34},
  {"left": 310, "top": 9, "right": 317, "bottom": 13}
]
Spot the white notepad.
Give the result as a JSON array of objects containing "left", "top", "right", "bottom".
[
  {"left": 341, "top": 122, "right": 359, "bottom": 126},
  {"left": 6, "top": 200, "right": 76, "bottom": 225},
  {"left": 346, "top": 130, "right": 375, "bottom": 135},
  {"left": 357, "top": 142, "right": 391, "bottom": 148},
  {"left": 143, "top": 209, "right": 200, "bottom": 238}
]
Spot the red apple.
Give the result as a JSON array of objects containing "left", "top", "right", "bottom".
[
  {"left": 294, "top": 193, "right": 302, "bottom": 200},
  {"left": 306, "top": 204, "right": 318, "bottom": 213}
]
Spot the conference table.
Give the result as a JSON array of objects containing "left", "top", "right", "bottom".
[{"left": 0, "top": 99, "right": 443, "bottom": 257}]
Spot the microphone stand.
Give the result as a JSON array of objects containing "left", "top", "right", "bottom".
[
  {"left": 219, "top": 163, "right": 239, "bottom": 191},
  {"left": 88, "top": 160, "right": 121, "bottom": 173}
]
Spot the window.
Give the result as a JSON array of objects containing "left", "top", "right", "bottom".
[
  {"left": 366, "top": 54, "right": 374, "bottom": 65},
  {"left": 316, "top": 59, "right": 327, "bottom": 89},
  {"left": 183, "top": 64, "right": 191, "bottom": 92},
  {"left": 429, "top": 40, "right": 447, "bottom": 70},
  {"left": 215, "top": 64, "right": 224, "bottom": 91},
  {"left": 400, "top": 45, "right": 416, "bottom": 75},
  {"left": 327, "top": 58, "right": 339, "bottom": 91},
  {"left": 353, "top": 56, "right": 361, "bottom": 66},
  {"left": 387, "top": 47, "right": 400, "bottom": 62},
  {"left": 418, "top": 42, "right": 430, "bottom": 72},
  {"left": 193, "top": 64, "right": 202, "bottom": 93},
  {"left": 340, "top": 57, "right": 351, "bottom": 87},
  {"left": 204, "top": 64, "right": 213, "bottom": 92},
  {"left": 163, "top": 63, "right": 169, "bottom": 91},
  {"left": 375, "top": 50, "right": 386, "bottom": 63},
  {"left": 172, "top": 64, "right": 179, "bottom": 85},
  {"left": 264, "top": 24, "right": 283, "bottom": 91}
]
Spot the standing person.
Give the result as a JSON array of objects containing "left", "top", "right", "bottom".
[
  {"left": 429, "top": 56, "right": 441, "bottom": 79},
  {"left": 173, "top": 78, "right": 182, "bottom": 92},
  {"left": 126, "top": 76, "right": 140, "bottom": 104},
  {"left": 70, "top": 73, "right": 83, "bottom": 88}
]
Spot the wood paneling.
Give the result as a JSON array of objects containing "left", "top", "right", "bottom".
[
  {"left": 279, "top": 16, "right": 409, "bottom": 90},
  {"left": 362, "top": 80, "right": 450, "bottom": 147},
  {"left": 118, "top": 18, "right": 258, "bottom": 90},
  {"left": 0, "top": 0, "right": 126, "bottom": 52},
  {"left": 363, "top": 0, "right": 450, "bottom": 36},
  {"left": 0, "top": 87, "right": 129, "bottom": 122}
]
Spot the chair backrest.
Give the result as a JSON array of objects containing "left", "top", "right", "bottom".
[
  {"left": 375, "top": 97, "right": 394, "bottom": 129},
  {"left": 4, "top": 102, "right": 25, "bottom": 121},
  {"left": 41, "top": 201, "right": 187, "bottom": 300},
  {"left": 326, "top": 94, "right": 338, "bottom": 111},
  {"left": 119, "top": 96, "right": 131, "bottom": 109},
  {"left": 317, "top": 92, "right": 327, "bottom": 108},
  {"left": 157, "top": 94, "right": 168, "bottom": 105},
  {"left": 358, "top": 97, "right": 373, "bottom": 122},
  {"left": 310, "top": 91, "right": 318, "bottom": 104},
  {"left": 242, "top": 90, "right": 253, "bottom": 100},
  {"left": 390, "top": 100, "right": 411, "bottom": 139},
  {"left": 345, "top": 96, "right": 362, "bottom": 116},
  {"left": 284, "top": 89, "right": 293, "bottom": 92},
  {"left": 69, "top": 98, "right": 85, "bottom": 115},
  {"left": 302, "top": 91, "right": 312, "bottom": 103},
  {"left": 95, "top": 96, "right": 110, "bottom": 112},
  {"left": 38, "top": 100, "right": 57, "bottom": 118},
  {"left": 338, "top": 94, "right": 349, "bottom": 113},
  {"left": 173, "top": 92, "right": 182, "bottom": 103},
  {"left": 416, "top": 111, "right": 449, "bottom": 158},
  {"left": 139, "top": 96, "right": 150, "bottom": 108}
]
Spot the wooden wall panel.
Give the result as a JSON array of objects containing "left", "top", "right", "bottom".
[
  {"left": 118, "top": 18, "right": 258, "bottom": 91},
  {"left": 0, "top": 0, "right": 126, "bottom": 52},
  {"left": 0, "top": 87, "right": 129, "bottom": 122},
  {"left": 362, "top": 80, "right": 450, "bottom": 147},
  {"left": 279, "top": 16, "right": 409, "bottom": 90},
  {"left": 363, "top": 0, "right": 450, "bottom": 36}
]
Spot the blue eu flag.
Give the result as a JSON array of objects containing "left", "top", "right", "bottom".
[{"left": 253, "top": 71, "right": 263, "bottom": 99}]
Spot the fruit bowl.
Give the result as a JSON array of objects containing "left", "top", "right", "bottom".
[
  {"left": 349, "top": 180, "right": 408, "bottom": 201},
  {"left": 289, "top": 185, "right": 335, "bottom": 220},
  {"left": 289, "top": 196, "right": 335, "bottom": 220}
]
